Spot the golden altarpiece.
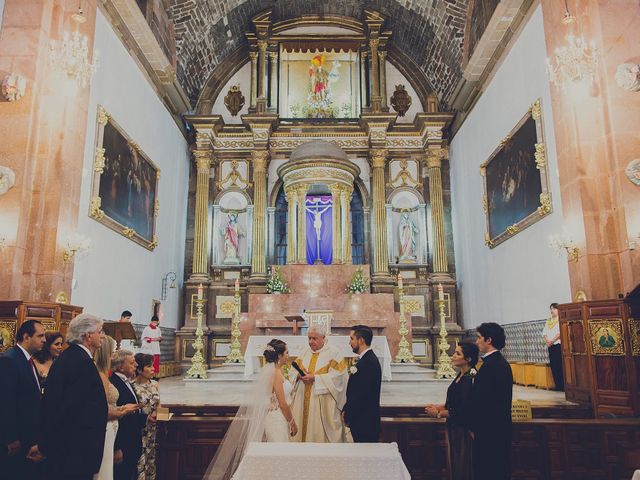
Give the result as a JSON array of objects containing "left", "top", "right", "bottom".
[{"left": 176, "top": 9, "right": 463, "bottom": 367}]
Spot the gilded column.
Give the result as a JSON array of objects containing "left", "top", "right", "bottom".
[
  {"left": 257, "top": 40, "right": 267, "bottom": 110},
  {"left": 330, "top": 183, "right": 342, "bottom": 264},
  {"left": 341, "top": 185, "right": 353, "bottom": 265},
  {"left": 251, "top": 150, "right": 269, "bottom": 277},
  {"left": 369, "top": 36, "right": 381, "bottom": 112},
  {"left": 378, "top": 50, "right": 387, "bottom": 109},
  {"left": 370, "top": 149, "right": 389, "bottom": 276},
  {"left": 249, "top": 51, "right": 258, "bottom": 109},
  {"left": 360, "top": 50, "right": 369, "bottom": 109},
  {"left": 269, "top": 51, "right": 278, "bottom": 109},
  {"left": 191, "top": 146, "right": 213, "bottom": 280},
  {"left": 296, "top": 184, "right": 309, "bottom": 264},
  {"left": 426, "top": 149, "right": 449, "bottom": 274},
  {"left": 285, "top": 185, "right": 297, "bottom": 264}
]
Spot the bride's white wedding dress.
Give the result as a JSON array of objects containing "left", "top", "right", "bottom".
[{"left": 204, "top": 363, "right": 290, "bottom": 479}]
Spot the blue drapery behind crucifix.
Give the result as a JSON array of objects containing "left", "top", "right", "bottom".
[{"left": 305, "top": 196, "right": 332, "bottom": 264}]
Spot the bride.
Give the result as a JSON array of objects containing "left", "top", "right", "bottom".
[{"left": 204, "top": 339, "right": 298, "bottom": 479}]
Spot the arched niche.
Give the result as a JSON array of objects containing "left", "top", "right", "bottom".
[
  {"left": 388, "top": 188, "right": 428, "bottom": 265},
  {"left": 212, "top": 189, "right": 252, "bottom": 266}
]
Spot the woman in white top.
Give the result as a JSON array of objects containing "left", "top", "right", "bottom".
[{"left": 542, "top": 303, "right": 564, "bottom": 391}]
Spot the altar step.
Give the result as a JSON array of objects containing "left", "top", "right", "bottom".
[{"left": 185, "top": 362, "right": 451, "bottom": 382}]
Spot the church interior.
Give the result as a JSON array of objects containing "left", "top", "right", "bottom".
[{"left": 1, "top": 0, "right": 639, "bottom": 478}]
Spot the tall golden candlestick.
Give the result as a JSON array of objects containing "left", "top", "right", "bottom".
[
  {"left": 225, "top": 278, "right": 244, "bottom": 363},
  {"left": 186, "top": 284, "right": 208, "bottom": 379},
  {"left": 435, "top": 283, "right": 456, "bottom": 379},
  {"left": 394, "top": 274, "right": 416, "bottom": 363}
]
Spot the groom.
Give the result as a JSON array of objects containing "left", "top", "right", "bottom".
[{"left": 342, "top": 325, "right": 382, "bottom": 442}]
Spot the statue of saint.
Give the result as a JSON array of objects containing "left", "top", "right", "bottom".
[
  {"left": 222, "top": 212, "right": 242, "bottom": 264},
  {"left": 398, "top": 212, "right": 418, "bottom": 261}
]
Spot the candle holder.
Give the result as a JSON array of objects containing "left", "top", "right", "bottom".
[
  {"left": 394, "top": 277, "right": 416, "bottom": 363},
  {"left": 186, "top": 293, "right": 208, "bottom": 379},
  {"left": 225, "top": 282, "right": 244, "bottom": 363},
  {"left": 435, "top": 293, "right": 457, "bottom": 379}
]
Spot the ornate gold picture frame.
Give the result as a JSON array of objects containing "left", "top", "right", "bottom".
[
  {"left": 89, "top": 105, "right": 159, "bottom": 250},
  {"left": 0, "top": 321, "right": 16, "bottom": 353},
  {"left": 480, "top": 99, "right": 552, "bottom": 248},
  {"left": 588, "top": 319, "right": 625, "bottom": 356},
  {"left": 629, "top": 319, "right": 640, "bottom": 356}
]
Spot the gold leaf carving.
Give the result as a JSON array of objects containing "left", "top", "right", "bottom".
[
  {"left": 94, "top": 148, "right": 106, "bottom": 173},
  {"left": 530, "top": 99, "right": 541, "bottom": 120},
  {"left": 537, "top": 193, "right": 552, "bottom": 215},
  {"left": 89, "top": 196, "right": 105, "bottom": 220},
  {"left": 122, "top": 227, "right": 136, "bottom": 238},
  {"left": 97, "top": 106, "right": 110, "bottom": 125},
  {"left": 534, "top": 143, "right": 546, "bottom": 169},
  {"left": 506, "top": 224, "right": 519, "bottom": 235}
]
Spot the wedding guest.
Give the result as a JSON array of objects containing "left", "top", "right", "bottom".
[
  {"left": 139, "top": 316, "right": 162, "bottom": 375},
  {"left": 94, "top": 336, "right": 140, "bottom": 480},
  {"left": 472, "top": 322, "right": 513, "bottom": 480},
  {"left": 343, "top": 325, "right": 382, "bottom": 442},
  {"left": 542, "top": 303, "right": 564, "bottom": 391},
  {"left": 32, "top": 331, "right": 64, "bottom": 393},
  {"left": 425, "top": 342, "right": 479, "bottom": 480},
  {"left": 0, "top": 320, "right": 46, "bottom": 479},
  {"left": 40, "top": 314, "right": 108, "bottom": 480},
  {"left": 133, "top": 353, "right": 160, "bottom": 480},
  {"left": 111, "top": 350, "right": 146, "bottom": 480}
]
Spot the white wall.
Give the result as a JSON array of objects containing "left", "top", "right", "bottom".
[
  {"left": 450, "top": 5, "right": 571, "bottom": 329},
  {"left": 72, "top": 9, "right": 189, "bottom": 329}
]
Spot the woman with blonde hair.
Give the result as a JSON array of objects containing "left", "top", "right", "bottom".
[{"left": 93, "top": 336, "right": 140, "bottom": 480}]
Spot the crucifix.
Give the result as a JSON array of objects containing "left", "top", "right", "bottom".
[{"left": 305, "top": 197, "right": 332, "bottom": 264}]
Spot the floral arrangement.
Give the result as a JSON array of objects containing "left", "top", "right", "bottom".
[
  {"left": 266, "top": 266, "right": 291, "bottom": 294},
  {"left": 346, "top": 266, "right": 368, "bottom": 294}
]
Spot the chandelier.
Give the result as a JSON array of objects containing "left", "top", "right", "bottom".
[
  {"left": 49, "top": 5, "right": 98, "bottom": 89},
  {"left": 546, "top": 1, "right": 597, "bottom": 89}
]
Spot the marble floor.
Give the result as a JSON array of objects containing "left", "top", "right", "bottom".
[{"left": 158, "top": 376, "right": 571, "bottom": 407}]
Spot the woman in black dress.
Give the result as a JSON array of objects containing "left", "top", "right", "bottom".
[
  {"left": 31, "top": 331, "right": 64, "bottom": 393},
  {"left": 425, "top": 341, "right": 479, "bottom": 480}
]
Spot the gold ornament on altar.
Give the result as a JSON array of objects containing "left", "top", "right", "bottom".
[
  {"left": 435, "top": 283, "right": 456, "bottom": 379},
  {"left": 225, "top": 279, "right": 244, "bottom": 364},
  {"left": 390, "top": 85, "right": 412, "bottom": 117},
  {"left": 224, "top": 85, "right": 245, "bottom": 116},
  {"left": 186, "top": 284, "right": 208, "bottom": 379},
  {"left": 394, "top": 274, "right": 416, "bottom": 363}
]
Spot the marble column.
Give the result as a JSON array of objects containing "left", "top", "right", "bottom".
[
  {"left": 296, "top": 184, "right": 309, "bottom": 264},
  {"left": 269, "top": 51, "right": 278, "bottom": 109},
  {"left": 285, "top": 185, "right": 297, "bottom": 264},
  {"left": 341, "top": 185, "right": 353, "bottom": 265},
  {"left": 426, "top": 149, "right": 448, "bottom": 274},
  {"left": 378, "top": 50, "right": 387, "bottom": 110},
  {"left": 370, "top": 149, "right": 390, "bottom": 277},
  {"left": 330, "top": 183, "right": 342, "bottom": 264},
  {"left": 369, "top": 36, "right": 382, "bottom": 112},
  {"left": 360, "top": 50, "right": 369, "bottom": 109},
  {"left": 191, "top": 147, "right": 213, "bottom": 281},
  {"left": 249, "top": 51, "right": 258, "bottom": 109},
  {"left": 250, "top": 150, "right": 269, "bottom": 278}
]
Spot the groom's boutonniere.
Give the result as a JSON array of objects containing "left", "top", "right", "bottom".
[
  {"left": 468, "top": 368, "right": 478, "bottom": 382},
  {"left": 349, "top": 366, "right": 358, "bottom": 375}
]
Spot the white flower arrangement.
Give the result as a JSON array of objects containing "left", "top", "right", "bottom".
[
  {"left": 346, "top": 267, "right": 368, "bottom": 295},
  {"left": 349, "top": 366, "right": 358, "bottom": 375},
  {"left": 266, "top": 266, "right": 291, "bottom": 294}
]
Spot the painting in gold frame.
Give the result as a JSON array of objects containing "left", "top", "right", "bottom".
[
  {"left": 629, "top": 319, "right": 640, "bottom": 356},
  {"left": 480, "top": 99, "right": 552, "bottom": 248},
  {"left": 89, "top": 105, "right": 159, "bottom": 250},
  {"left": 589, "top": 319, "right": 625, "bottom": 356},
  {"left": 0, "top": 321, "right": 16, "bottom": 353}
]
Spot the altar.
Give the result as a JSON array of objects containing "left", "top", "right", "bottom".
[
  {"left": 232, "top": 442, "right": 410, "bottom": 480},
  {"left": 243, "top": 335, "right": 393, "bottom": 380}
]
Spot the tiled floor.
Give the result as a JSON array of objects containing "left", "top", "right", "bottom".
[{"left": 159, "top": 376, "right": 571, "bottom": 407}]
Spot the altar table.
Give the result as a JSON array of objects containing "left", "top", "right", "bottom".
[
  {"left": 232, "top": 442, "right": 411, "bottom": 480},
  {"left": 243, "top": 335, "right": 392, "bottom": 380}
]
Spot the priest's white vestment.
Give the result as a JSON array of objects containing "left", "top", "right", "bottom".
[{"left": 289, "top": 344, "right": 348, "bottom": 443}]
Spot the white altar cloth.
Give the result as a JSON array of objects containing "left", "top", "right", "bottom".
[
  {"left": 232, "top": 442, "right": 411, "bottom": 480},
  {"left": 243, "top": 335, "right": 392, "bottom": 381}
]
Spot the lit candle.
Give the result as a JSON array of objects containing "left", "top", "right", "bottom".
[
  {"left": 398, "top": 274, "right": 403, "bottom": 289},
  {"left": 235, "top": 278, "right": 240, "bottom": 293},
  {"left": 437, "top": 283, "right": 444, "bottom": 301},
  {"left": 197, "top": 283, "right": 203, "bottom": 300}
]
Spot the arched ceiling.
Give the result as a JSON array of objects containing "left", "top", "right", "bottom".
[{"left": 169, "top": 0, "right": 469, "bottom": 110}]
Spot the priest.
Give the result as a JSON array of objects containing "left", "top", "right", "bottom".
[{"left": 290, "top": 325, "right": 349, "bottom": 443}]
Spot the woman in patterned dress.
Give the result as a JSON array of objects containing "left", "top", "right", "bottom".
[{"left": 133, "top": 353, "right": 160, "bottom": 480}]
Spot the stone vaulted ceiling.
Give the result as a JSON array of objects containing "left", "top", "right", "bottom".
[{"left": 169, "top": 0, "right": 469, "bottom": 109}]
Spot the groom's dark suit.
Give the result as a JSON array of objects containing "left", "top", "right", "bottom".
[
  {"left": 343, "top": 349, "right": 382, "bottom": 442},
  {"left": 471, "top": 350, "right": 513, "bottom": 480}
]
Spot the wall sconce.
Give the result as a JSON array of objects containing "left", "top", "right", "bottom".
[
  {"left": 62, "top": 233, "right": 91, "bottom": 263},
  {"left": 1, "top": 74, "right": 27, "bottom": 101},
  {"left": 548, "top": 234, "right": 581, "bottom": 262},
  {"left": 161, "top": 272, "right": 177, "bottom": 300}
]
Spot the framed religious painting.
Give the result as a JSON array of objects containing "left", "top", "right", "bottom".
[
  {"left": 89, "top": 106, "right": 159, "bottom": 250},
  {"left": 480, "top": 99, "right": 552, "bottom": 248},
  {"left": 589, "top": 319, "right": 625, "bottom": 356}
]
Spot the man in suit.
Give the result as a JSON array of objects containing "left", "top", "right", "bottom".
[
  {"left": 39, "top": 314, "right": 108, "bottom": 480},
  {"left": 110, "top": 349, "right": 146, "bottom": 480},
  {"left": 472, "top": 322, "right": 513, "bottom": 480},
  {"left": 0, "top": 320, "right": 46, "bottom": 478},
  {"left": 342, "top": 325, "right": 382, "bottom": 442}
]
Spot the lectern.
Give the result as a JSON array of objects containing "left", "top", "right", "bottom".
[
  {"left": 284, "top": 316, "right": 306, "bottom": 335},
  {"left": 103, "top": 321, "right": 137, "bottom": 349}
]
